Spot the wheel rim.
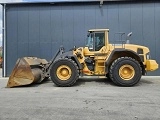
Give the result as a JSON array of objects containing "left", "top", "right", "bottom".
[
  {"left": 56, "top": 65, "right": 72, "bottom": 81},
  {"left": 119, "top": 65, "right": 135, "bottom": 80}
]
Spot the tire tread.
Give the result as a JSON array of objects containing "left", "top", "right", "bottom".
[
  {"left": 50, "top": 58, "right": 79, "bottom": 87},
  {"left": 109, "top": 57, "right": 142, "bottom": 86}
]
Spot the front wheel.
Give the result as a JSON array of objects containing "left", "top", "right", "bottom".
[
  {"left": 50, "top": 58, "right": 79, "bottom": 87},
  {"left": 109, "top": 57, "right": 142, "bottom": 87}
]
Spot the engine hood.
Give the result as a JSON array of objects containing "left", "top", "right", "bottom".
[{"left": 111, "top": 44, "right": 150, "bottom": 54}]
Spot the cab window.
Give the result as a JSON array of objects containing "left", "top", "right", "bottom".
[
  {"left": 86, "top": 32, "right": 105, "bottom": 51},
  {"left": 95, "top": 32, "right": 105, "bottom": 51}
]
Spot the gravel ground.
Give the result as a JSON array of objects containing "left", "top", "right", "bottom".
[{"left": 0, "top": 75, "right": 160, "bottom": 120}]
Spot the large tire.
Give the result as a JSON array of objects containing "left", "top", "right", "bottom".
[
  {"left": 50, "top": 58, "right": 79, "bottom": 87},
  {"left": 106, "top": 73, "right": 111, "bottom": 81},
  {"left": 109, "top": 57, "right": 142, "bottom": 87}
]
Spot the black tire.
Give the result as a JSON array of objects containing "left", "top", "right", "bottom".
[
  {"left": 106, "top": 73, "right": 111, "bottom": 80},
  {"left": 109, "top": 57, "right": 142, "bottom": 87},
  {"left": 50, "top": 58, "right": 79, "bottom": 87}
]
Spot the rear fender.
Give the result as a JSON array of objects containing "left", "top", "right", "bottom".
[{"left": 106, "top": 49, "right": 145, "bottom": 75}]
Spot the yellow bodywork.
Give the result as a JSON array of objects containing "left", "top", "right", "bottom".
[
  {"left": 73, "top": 29, "right": 159, "bottom": 76},
  {"left": 119, "top": 64, "right": 135, "bottom": 80},
  {"left": 73, "top": 46, "right": 111, "bottom": 75},
  {"left": 56, "top": 65, "right": 72, "bottom": 81},
  {"left": 146, "top": 60, "right": 159, "bottom": 71},
  {"left": 7, "top": 28, "right": 159, "bottom": 87}
]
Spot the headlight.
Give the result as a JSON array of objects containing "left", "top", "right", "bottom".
[{"left": 146, "top": 52, "right": 150, "bottom": 60}]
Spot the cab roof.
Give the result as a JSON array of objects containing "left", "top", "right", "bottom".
[{"left": 88, "top": 29, "right": 109, "bottom": 32}]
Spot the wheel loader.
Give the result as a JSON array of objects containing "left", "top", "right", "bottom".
[{"left": 7, "top": 29, "right": 159, "bottom": 87}]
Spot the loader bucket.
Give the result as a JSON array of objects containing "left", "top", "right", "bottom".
[{"left": 7, "top": 57, "right": 48, "bottom": 88}]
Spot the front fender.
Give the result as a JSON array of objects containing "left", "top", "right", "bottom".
[{"left": 55, "top": 51, "right": 82, "bottom": 70}]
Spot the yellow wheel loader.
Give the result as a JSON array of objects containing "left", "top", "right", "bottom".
[{"left": 7, "top": 29, "right": 159, "bottom": 87}]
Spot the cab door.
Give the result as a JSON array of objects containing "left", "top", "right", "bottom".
[
  {"left": 94, "top": 32, "right": 105, "bottom": 51},
  {"left": 86, "top": 32, "right": 107, "bottom": 75}
]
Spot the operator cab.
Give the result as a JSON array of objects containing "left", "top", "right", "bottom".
[{"left": 86, "top": 31, "right": 105, "bottom": 51}]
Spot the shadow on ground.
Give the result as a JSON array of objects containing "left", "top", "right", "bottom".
[
  {"left": 7, "top": 77, "right": 156, "bottom": 88},
  {"left": 75, "top": 77, "right": 114, "bottom": 86},
  {"left": 138, "top": 78, "right": 154, "bottom": 85}
]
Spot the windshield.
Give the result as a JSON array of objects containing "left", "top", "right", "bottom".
[{"left": 85, "top": 33, "right": 93, "bottom": 50}]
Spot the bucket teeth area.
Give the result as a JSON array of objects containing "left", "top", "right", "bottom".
[{"left": 7, "top": 57, "right": 48, "bottom": 88}]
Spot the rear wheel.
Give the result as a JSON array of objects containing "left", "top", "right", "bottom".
[
  {"left": 109, "top": 57, "right": 142, "bottom": 87},
  {"left": 50, "top": 58, "right": 79, "bottom": 87}
]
